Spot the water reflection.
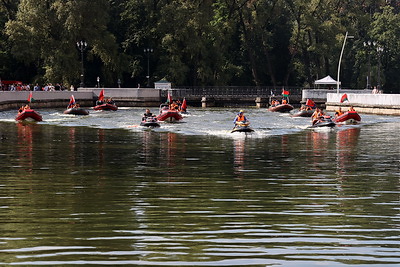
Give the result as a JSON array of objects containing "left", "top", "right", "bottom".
[
  {"left": 233, "top": 139, "right": 245, "bottom": 178},
  {"left": 17, "top": 123, "right": 34, "bottom": 174},
  {"left": 160, "top": 132, "right": 184, "bottom": 174},
  {"left": 1, "top": 120, "right": 399, "bottom": 266},
  {"left": 280, "top": 135, "right": 289, "bottom": 155},
  {"left": 336, "top": 127, "right": 361, "bottom": 175},
  {"left": 68, "top": 127, "right": 76, "bottom": 164},
  {"left": 140, "top": 130, "right": 161, "bottom": 165},
  {"left": 306, "top": 130, "right": 332, "bottom": 170},
  {"left": 97, "top": 128, "right": 105, "bottom": 169}
]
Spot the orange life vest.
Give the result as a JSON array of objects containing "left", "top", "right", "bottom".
[
  {"left": 236, "top": 114, "right": 246, "bottom": 122},
  {"left": 336, "top": 110, "right": 344, "bottom": 116}
]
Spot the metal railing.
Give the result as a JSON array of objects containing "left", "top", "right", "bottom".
[{"left": 163, "top": 86, "right": 303, "bottom": 99}]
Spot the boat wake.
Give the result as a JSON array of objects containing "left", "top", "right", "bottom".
[{"left": 0, "top": 107, "right": 399, "bottom": 139}]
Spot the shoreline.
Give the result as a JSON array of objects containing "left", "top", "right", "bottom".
[{"left": 1, "top": 89, "right": 400, "bottom": 116}]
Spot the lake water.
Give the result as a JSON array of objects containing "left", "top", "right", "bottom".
[{"left": 0, "top": 107, "right": 399, "bottom": 266}]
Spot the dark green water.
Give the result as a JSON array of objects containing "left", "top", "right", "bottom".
[{"left": 0, "top": 109, "right": 399, "bottom": 266}]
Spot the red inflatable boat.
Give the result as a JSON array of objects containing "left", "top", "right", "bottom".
[
  {"left": 15, "top": 109, "right": 43, "bottom": 122},
  {"left": 333, "top": 111, "right": 361, "bottom": 123},
  {"left": 156, "top": 105, "right": 183, "bottom": 122},
  {"left": 93, "top": 103, "right": 118, "bottom": 111},
  {"left": 268, "top": 104, "right": 294, "bottom": 113}
]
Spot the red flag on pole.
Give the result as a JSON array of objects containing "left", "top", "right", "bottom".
[
  {"left": 340, "top": 93, "right": 348, "bottom": 103},
  {"left": 167, "top": 91, "right": 173, "bottom": 104},
  {"left": 98, "top": 89, "right": 105, "bottom": 101},
  {"left": 67, "top": 95, "right": 76, "bottom": 109},
  {"left": 306, "top": 99, "right": 316, "bottom": 108},
  {"left": 282, "top": 89, "right": 290, "bottom": 97},
  {"left": 27, "top": 92, "right": 34, "bottom": 103},
  {"left": 181, "top": 98, "right": 187, "bottom": 111}
]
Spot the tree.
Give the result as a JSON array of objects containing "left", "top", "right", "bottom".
[
  {"left": 5, "top": 0, "right": 119, "bottom": 87},
  {"left": 1, "top": 0, "right": 399, "bottom": 90},
  {"left": 369, "top": 6, "right": 400, "bottom": 92},
  {"left": 157, "top": 0, "right": 221, "bottom": 86},
  {"left": 0, "top": 0, "right": 19, "bottom": 80}
]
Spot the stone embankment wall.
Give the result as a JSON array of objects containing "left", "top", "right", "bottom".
[
  {"left": 0, "top": 91, "right": 94, "bottom": 111},
  {"left": 78, "top": 88, "right": 162, "bottom": 107},
  {"left": 302, "top": 89, "right": 370, "bottom": 103},
  {"left": 0, "top": 89, "right": 162, "bottom": 111},
  {"left": 1, "top": 88, "right": 399, "bottom": 115},
  {"left": 326, "top": 93, "right": 400, "bottom": 115}
]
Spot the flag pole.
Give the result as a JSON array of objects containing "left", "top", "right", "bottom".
[{"left": 337, "top": 31, "right": 354, "bottom": 95}]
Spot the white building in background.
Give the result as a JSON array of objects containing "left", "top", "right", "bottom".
[{"left": 154, "top": 79, "right": 171, "bottom": 90}]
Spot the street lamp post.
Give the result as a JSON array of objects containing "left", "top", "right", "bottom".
[
  {"left": 144, "top": 48, "right": 153, "bottom": 87},
  {"left": 376, "top": 46, "right": 383, "bottom": 90},
  {"left": 336, "top": 32, "right": 354, "bottom": 94},
  {"left": 363, "top": 41, "right": 376, "bottom": 89},
  {"left": 76, "top": 41, "right": 87, "bottom": 88}
]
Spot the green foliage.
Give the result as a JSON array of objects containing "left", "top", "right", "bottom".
[
  {"left": 0, "top": 0, "right": 399, "bottom": 91},
  {"left": 5, "top": 0, "right": 119, "bottom": 86},
  {"left": 370, "top": 6, "right": 400, "bottom": 92}
]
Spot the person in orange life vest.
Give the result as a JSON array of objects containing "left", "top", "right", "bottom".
[
  {"left": 234, "top": 110, "right": 248, "bottom": 124},
  {"left": 349, "top": 106, "right": 355, "bottom": 111},
  {"left": 18, "top": 105, "right": 27, "bottom": 113},
  {"left": 335, "top": 107, "right": 344, "bottom": 117},
  {"left": 176, "top": 100, "right": 182, "bottom": 111},
  {"left": 106, "top": 98, "right": 115, "bottom": 105},
  {"left": 170, "top": 101, "right": 178, "bottom": 110},
  {"left": 311, "top": 108, "right": 324, "bottom": 125},
  {"left": 282, "top": 98, "right": 287, "bottom": 104},
  {"left": 18, "top": 104, "right": 30, "bottom": 113}
]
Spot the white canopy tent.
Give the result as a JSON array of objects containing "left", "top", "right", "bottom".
[{"left": 314, "top": 75, "right": 340, "bottom": 85}]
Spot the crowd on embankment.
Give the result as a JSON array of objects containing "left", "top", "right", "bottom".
[{"left": 1, "top": 82, "right": 74, "bottom": 92}]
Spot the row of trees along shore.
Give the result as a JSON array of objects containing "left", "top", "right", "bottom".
[{"left": 1, "top": 0, "right": 399, "bottom": 93}]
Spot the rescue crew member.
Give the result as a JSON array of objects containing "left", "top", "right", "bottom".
[
  {"left": 19, "top": 104, "right": 30, "bottom": 113},
  {"left": 170, "top": 101, "right": 179, "bottom": 110},
  {"left": 234, "top": 110, "right": 248, "bottom": 124},
  {"left": 106, "top": 98, "right": 115, "bottom": 105},
  {"left": 143, "top": 109, "right": 153, "bottom": 117},
  {"left": 335, "top": 107, "right": 344, "bottom": 117},
  {"left": 311, "top": 108, "right": 324, "bottom": 125},
  {"left": 272, "top": 100, "right": 280, "bottom": 106}
]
